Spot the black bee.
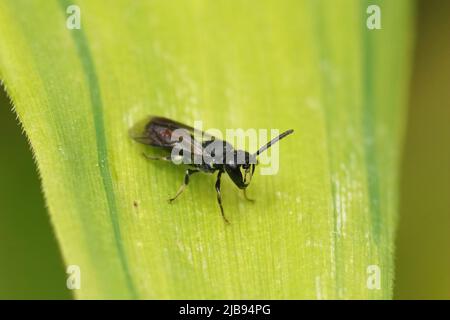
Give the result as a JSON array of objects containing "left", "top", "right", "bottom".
[{"left": 131, "top": 116, "right": 294, "bottom": 223}]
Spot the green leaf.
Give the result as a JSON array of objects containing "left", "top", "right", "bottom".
[
  {"left": 0, "top": 88, "right": 70, "bottom": 299},
  {"left": 0, "top": 0, "right": 414, "bottom": 299}
]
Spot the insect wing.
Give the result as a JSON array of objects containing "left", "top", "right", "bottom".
[
  {"left": 132, "top": 116, "right": 221, "bottom": 163},
  {"left": 147, "top": 117, "right": 210, "bottom": 157},
  {"left": 131, "top": 117, "right": 176, "bottom": 148}
]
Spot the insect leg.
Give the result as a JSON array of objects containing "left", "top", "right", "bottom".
[
  {"left": 169, "top": 169, "right": 198, "bottom": 203},
  {"left": 143, "top": 153, "right": 172, "bottom": 161},
  {"left": 215, "top": 171, "right": 230, "bottom": 224},
  {"left": 243, "top": 189, "right": 255, "bottom": 202}
]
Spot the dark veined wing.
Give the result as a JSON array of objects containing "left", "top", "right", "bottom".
[
  {"left": 130, "top": 116, "right": 217, "bottom": 156},
  {"left": 147, "top": 116, "right": 213, "bottom": 141}
]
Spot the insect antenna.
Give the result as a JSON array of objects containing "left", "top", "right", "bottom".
[{"left": 254, "top": 129, "right": 294, "bottom": 156}]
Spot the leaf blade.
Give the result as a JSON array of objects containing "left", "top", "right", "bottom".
[{"left": 0, "top": 0, "right": 415, "bottom": 299}]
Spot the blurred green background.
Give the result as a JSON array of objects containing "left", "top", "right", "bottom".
[
  {"left": 0, "top": 88, "right": 71, "bottom": 299},
  {"left": 394, "top": 0, "right": 450, "bottom": 299},
  {"left": 0, "top": 0, "right": 448, "bottom": 299}
]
